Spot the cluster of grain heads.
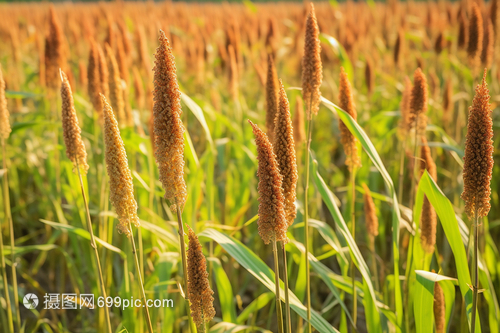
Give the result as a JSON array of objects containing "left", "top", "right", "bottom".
[
  {"left": 0, "top": 65, "right": 11, "bottom": 140},
  {"left": 419, "top": 137, "right": 437, "bottom": 253},
  {"left": 101, "top": 94, "right": 139, "bottom": 236},
  {"left": 461, "top": 69, "right": 494, "bottom": 333},
  {"left": 60, "top": 72, "right": 112, "bottom": 333},
  {"left": 60, "top": 70, "right": 89, "bottom": 174},
  {"left": 186, "top": 225, "right": 216, "bottom": 331}
]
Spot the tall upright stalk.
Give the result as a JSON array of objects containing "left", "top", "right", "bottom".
[
  {"left": 175, "top": 199, "right": 189, "bottom": 300},
  {"left": 75, "top": 158, "right": 112, "bottom": 333},
  {"left": 0, "top": 209, "right": 13, "bottom": 333},
  {"left": 128, "top": 222, "right": 154, "bottom": 333},
  {"left": 397, "top": 138, "right": 407, "bottom": 205},
  {"left": 281, "top": 242, "right": 291, "bottom": 333},
  {"left": 471, "top": 209, "right": 479, "bottom": 333},
  {"left": 272, "top": 240, "right": 284, "bottom": 333},
  {"left": 304, "top": 110, "right": 314, "bottom": 332},
  {"left": 350, "top": 167, "right": 357, "bottom": 329}
]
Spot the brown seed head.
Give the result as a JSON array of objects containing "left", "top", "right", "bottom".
[
  {"left": 394, "top": 28, "right": 404, "bottom": 68},
  {"left": 481, "top": 20, "right": 494, "bottom": 68},
  {"left": 106, "top": 44, "right": 126, "bottom": 127},
  {"left": 362, "top": 184, "right": 379, "bottom": 238},
  {"left": 97, "top": 44, "right": 110, "bottom": 99},
  {"left": 0, "top": 65, "right": 11, "bottom": 140},
  {"left": 442, "top": 78, "right": 453, "bottom": 123},
  {"left": 492, "top": 0, "right": 499, "bottom": 34},
  {"left": 153, "top": 30, "right": 187, "bottom": 211},
  {"left": 248, "top": 120, "right": 288, "bottom": 244},
  {"left": 409, "top": 68, "right": 428, "bottom": 136},
  {"left": 273, "top": 80, "right": 298, "bottom": 227},
  {"left": 467, "top": 3, "right": 484, "bottom": 61},
  {"left": 186, "top": 225, "right": 216, "bottom": 328},
  {"left": 45, "top": 6, "right": 66, "bottom": 90},
  {"left": 265, "top": 55, "right": 279, "bottom": 143},
  {"left": 338, "top": 67, "right": 361, "bottom": 171},
  {"left": 434, "top": 32, "right": 445, "bottom": 54},
  {"left": 458, "top": 13, "right": 468, "bottom": 50},
  {"left": 293, "top": 95, "right": 306, "bottom": 146},
  {"left": 301, "top": 3, "right": 323, "bottom": 119},
  {"left": 101, "top": 94, "right": 139, "bottom": 236},
  {"left": 60, "top": 70, "right": 88, "bottom": 174},
  {"left": 87, "top": 40, "right": 102, "bottom": 114},
  {"left": 434, "top": 282, "right": 445, "bottom": 333},
  {"left": 365, "top": 57, "right": 374, "bottom": 96},
  {"left": 461, "top": 69, "right": 494, "bottom": 218}
]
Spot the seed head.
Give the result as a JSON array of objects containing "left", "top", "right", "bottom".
[
  {"left": 365, "top": 57, "right": 374, "bottom": 96},
  {"left": 101, "top": 94, "right": 139, "bottom": 236},
  {"left": 461, "top": 69, "right": 494, "bottom": 218},
  {"left": 97, "top": 44, "right": 110, "bottom": 99},
  {"left": 265, "top": 55, "right": 279, "bottom": 143},
  {"left": 434, "top": 282, "right": 445, "bottom": 333},
  {"left": 60, "top": 70, "right": 88, "bottom": 174},
  {"left": 362, "top": 184, "right": 379, "bottom": 238},
  {"left": 106, "top": 44, "right": 126, "bottom": 127},
  {"left": 248, "top": 120, "right": 288, "bottom": 244},
  {"left": 87, "top": 40, "right": 102, "bottom": 115},
  {"left": 45, "top": 6, "right": 66, "bottom": 90},
  {"left": 467, "top": 3, "right": 484, "bottom": 61},
  {"left": 301, "top": 3, "right": 323, "bottom": 119},
  {"left": 394, "top": 28, "right": 404, "bottom": 68},
  {"left": 153, "top": 30, "right": 187, "bottom": 211},
  {"left": 293, "top": 95, "right": 306, "bottom": 147},
  {"left": 442, "top": 78, "right": 453, "bottom": 123},
  {"left": 420, "top": 137, "right": 437, "bottom": 253},
  {"left": 409, "top": 68, "right": 428, "bottom": 136},
  {"left": 0, "top": 65, "right": 11, "bottom": 140},
  {"left": 186, "top": 225, "right": 216, "bottom": 328},
  {"left": 338, "top": 67, "right": 361, "bottom": 171},
  {"left": 273, "top": 80, "right": 298, "bottom": 227},
  {"left": 481, "top": 20, "right": 494, "bottom": 68},
  {"left": 458, "top": 12, "right": 468, "bottom": 50}
]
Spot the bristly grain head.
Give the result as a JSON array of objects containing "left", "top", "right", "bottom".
[
  {"left": 409, "top": 68, "right": 428, "bottom": 136},
  {"left": 467, "top": 3, "right": 484, "bottom": 61},
  {"left": 105, "top": 43, "right": 126, "bottom": 127},
  {"left": 338, "top": 67, "right": 361, "bottom": 171},
  {"left": 186, "top": 225, "right": 216, "bottom": 328},
  {"left": 87, "top": 40, "right": 102, "bottom": 115},
  {"left": 394, "top": 28, "right": 404, "bottom": 68},
  {"left": 60, "top": 69, "right": 88, "bottom": 174},
  {"left": 365, "top": 57, "right": 374, "bottom": 96},
  {"left": 301, "top": 3, "right": 323, "bottom": 119},
  {"left": 458, "top": 12, "right": 468, "bottom": 50},
  {"left": 293, "top": 95, "right": 306, "bottom": 146},
  {"left": 248, "top": 120, "right": 288, "bottom": 244},
  {"left": 97, "top": 44, "right": 110, "bottom": 99},
  {"left": 153, "top": 30, "right": 187, "bottom": 211},
  {"left": 492, "top": 0, "right": 499, "bottom": 34},
  {"left": 481, "top": 19, "right": 494, "bottom": 68},
  {"left": 362, "top": 183, "right": 379, "bottom": 238},
  {"left": 101, "top": 94, "right": 139, "bottom": 236},
  {"left": 45, "top": 5, "right": 66, "bottom": 90},
  {"left": 420, "top": 137, "right": 437, "bottom": 253},
  {"left": 434, "top": 282, "right": 445, "bottom": 333},
  {"left": 273, "top": 80, "right": 298, "bottom": 227},
  {"left": 0, "top": 64, "right": 11, "bottom": 140},
  {"left": 461, "top": 69, "right": 494, "bottom": 218},
  {"left": 265, "top": 54, "right": 279, "bottom": 143},
  {"left": 398, "top": 76, "right": 413, "bottom": 136}
]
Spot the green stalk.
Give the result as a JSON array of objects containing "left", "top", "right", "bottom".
[
  {"left": 272, "top": 240, "right": 284, "bottom": 333},
  {"left": 75, "top": 158, "right": 112, "bottom": 333},
  {"left": 471, "top": 209, "right": 479, "bottom": 333},
  {"left": 304, "top": 103, "right": 314, "bottom": 333},
  {"left": 2, "top": 139, "right": 19, "bottom": 331},
  {"left": 397, "top": 137, "right": 407, "bottom": 205},
  {"left": 281, "top": 242, "right": 291, "bottom": 333},
  {"left": 128, "top": 222, "right": 154, "bottom": 333},
  {"left": 0, "top": 210, "right": 13, "bottom": 333},
  {"left": 175, "top": 199, "right": 189, "bottom": 299},
  {"left": 350, "top": 167, "right": 357, "bottom": 330}
]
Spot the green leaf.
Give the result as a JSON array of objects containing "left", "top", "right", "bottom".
[
  {"left": 181, "top": 92, "right": 215, "bottom": 152},
  {"left": 209, "top": 322, "right": 271, "bottom": 333},
  {"left": 208, "top": 257, "right": 237, "bottom": 323},
  {"left": 414, "top": 272, "right": 435, "bottom": 333},
  {"left": 199, "top": 228, "right": 340, "bottom": 333},
  {"left": 320, "top": 34, "right": 353, "bottom": 81},
  {"left": 237, "top": 292, "right": 274, "bottom": 324}
]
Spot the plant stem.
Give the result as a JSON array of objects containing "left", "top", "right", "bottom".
[
  {"left": 397, "top": 137, "right": 407, "bottom": 205},
  {"left": 175, "top": 199, "right": 189, "bottom": 300},
  {"left": 370, "top": 236, "right": 379, "bottom": 291},
  {"left": 0, "top": 208, "right": 13, "bottom": 333},
  {"left": 272, "top": 240, "right": 284, "bottom": 333},
  {"left": 128, "top": 222, "right": 154, "bottom": 333},
  {"left": 471, "top": 209, "right": 479, "bottom": 333},
  {"left": 304, "top": 104, "right": 314, "bottom": 333},
  {"left": 281, "top": 242, "right": 291, "bottom": 333},
  {"left": 75, "top": 158, "right": 112, "bottom": 333},
  {"left": 350, "top": 167, "right": 357, "bottom": 330}
]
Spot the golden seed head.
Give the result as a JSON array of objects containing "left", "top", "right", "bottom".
[
  {"left": 0, "top": 65, "right": 11, "bottom": 140},
  {"left": 248, "top": 120, "right": 288, "bottom": 244},
  {"left": 362, "top": 184, "right": 379, "bottom": 238},
  {"left": 265, "top": 54, "right": 279, "bottom": 143},
  {"left": 458, "top": 12, "right": 468, "bottom": 50},
  {"left": 409, "top": 68, "right": 428, "bottom": 136},
  {"left": 87, "top": 41, "right": 102, "bottom": 115},
  {"left": 153, "top": 30, "right": 187, "bottom": 211},
  {"left": 273, "top": 80, "right": 298, "bottom": 227},
  {"left": 293, "top": 95, "right": 306, "bottom": 146},
  {"left": 186, "top": 225, "right": 216, "bottom": 328},
  {"left": 101, "top": 94, "right": 139, "bottom": 236},
  {"left": 467, "top": 3, "right": 484, "bottom": 61},
  {"left": 301, "top": 3, "right": 323, "bottom": 119},
  {"left": 60, "top": 69, "right": 88, "bottom": 174},
  {"left": 105, "top": 43, "right": 126, "bottom": 127},
  {"left": 338, "top": 67, "right": 361, "bottom": 171},
  {"left": 97, "top": 44, "right": 110, "bottom": 100},
  {"left": 461, "top": 69, "right": 494, "bottom": 218},
  {"left": 434, "top": 282, "right": 445, "bottom": 333}
]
